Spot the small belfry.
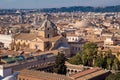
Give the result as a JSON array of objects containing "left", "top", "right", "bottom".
[{"left": 38, "top": 14, "right": 58, "bottom": 38}]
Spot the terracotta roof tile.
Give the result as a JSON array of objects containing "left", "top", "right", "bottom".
[
  {"left": 70, "top": 67, "right": 101, "bottom": 79},
  {"left": 19, "top": 69, "right": 72, "bottom": 80}
]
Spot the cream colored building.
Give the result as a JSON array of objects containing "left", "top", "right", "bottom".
[
  {"left": 66, "top": 33, "right": 82, "bottom": 42},
  {"left": 104, "top": 37, "right": 115, "bottom": 47},
  {"left": 12, "top": 18, "right": 70, "bottom": 56},
  {"left": 0, "top": 34, "right": 12, "bottom": 48}
]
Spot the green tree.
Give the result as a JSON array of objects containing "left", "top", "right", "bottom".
[
  {"left": 81, "top": 42, "right": 98, "bottom": 66},
  {"left": 81, "top": 53, "right": 88, "bottom": 65},
  {"left": 101, "top": 57, "right": 108, "bottom": 69},
  {"left": 53, "top": 52, "right": 67, "bottom": 75},
  {"left": 94, "top": 56, "right": 104, "bottom": 67},
  {"left": 68, "top": 53, "right": 82, "bottom": 65},
  {"left": 106, "top": 49, "right": 112, "bottom": 58},
  {"left": 107, "top": 58, "right": 112, "bottom": 70},
  {"left": 113, "top": 58, "right": 119, "bottom": 70},
  {"left": 82, "top": 42, "right": 98, "bottom": 56},
  {"left": 105, "top": 49, "right": 115, "bottom": 70},
  {"left": 106, "top": 73, "right": 120, "bottom": 80}
]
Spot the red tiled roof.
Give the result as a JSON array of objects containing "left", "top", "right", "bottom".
[{"left": 70, "top": 67, "right": 101, "bottom": 79}]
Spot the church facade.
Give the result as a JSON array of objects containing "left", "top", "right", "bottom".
[{"left": 11, "top": 18, "right": 70, "bottom": 57}]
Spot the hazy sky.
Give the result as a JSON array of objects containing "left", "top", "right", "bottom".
[{"left": 0, "top": 0, "right": 120, "bottom": 9}]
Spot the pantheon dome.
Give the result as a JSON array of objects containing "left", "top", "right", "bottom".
[{"left": 74, "top": 20, "right": 92, "bottom": 28}]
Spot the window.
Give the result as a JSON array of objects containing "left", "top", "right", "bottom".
[
  {"left": 35, "top": 44, "right": 38, "bottom": 49},
  {"left": 76, "top": 47, "right": 77, "bottom": 50},
  {"left": 72, "top": 47, "right": 74, "bottom": 50},
  {"left": 72, "top": 38, "right": 74, "bottom": 40},
  {"left": 47, "top": 34, "right": 49, "bottom": 38},
  {"left": 75, "top": 38, "right": 77, "bottom": 41}
]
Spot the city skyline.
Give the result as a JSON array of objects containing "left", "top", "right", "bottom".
[
  {"left": 0, "top": 0, "right": 120, "bottom": 80},
  {"left": 0, "top": 0, "right": 120, "bottom": 9}
]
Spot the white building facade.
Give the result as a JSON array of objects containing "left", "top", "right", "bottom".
[
  {"left": 0, "top": 35, "right": 12, "bottom": 48},
  {"left": 67, "top": 35, "right": 81, "bottom": 42}
]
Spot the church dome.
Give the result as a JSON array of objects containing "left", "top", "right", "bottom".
[{"left": 74, "top": 20, "right": 92, "bottom": 28}]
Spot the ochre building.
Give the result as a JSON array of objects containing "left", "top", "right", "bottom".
[{"left": 12, "top": 18, "right": 70, "bottom": 56}]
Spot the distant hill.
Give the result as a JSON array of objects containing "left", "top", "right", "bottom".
[
  {"left": 0, "top": 5, "right": 120, "bottom": 15},
  {"left": 40, "top": 5, "right": 120, "bottom": 12}
]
